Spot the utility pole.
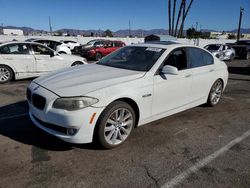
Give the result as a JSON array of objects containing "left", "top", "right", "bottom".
[
  {"left": 1, "top": 23, "right": 3, "bottom": 35},
  {"left": 237, "top": 7, "right": 244, "bottom": 41},
  {"left": 129, "top": 20, "right": 131, "bottom": 37},
  {"left": 49, "top": 16, "right": 52, "bottom": 35}
]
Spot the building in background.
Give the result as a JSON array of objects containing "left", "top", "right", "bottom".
[{"left": 3, "top": 29, "right": 24, "bottom": 36}]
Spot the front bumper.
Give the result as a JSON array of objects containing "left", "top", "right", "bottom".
[{"left": 28, "top": 83, "right": 105, "bottom": 144}]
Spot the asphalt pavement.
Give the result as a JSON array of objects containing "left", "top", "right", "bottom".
[{"left": 0, "top": 59, "right": 249, "bottom": 188}]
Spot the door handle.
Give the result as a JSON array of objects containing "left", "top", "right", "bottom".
[
  {"left": 185, "top": 74, "right": 192, "bottom": 78},
  {"left": 209, "top": 69, "right": 215, "bottom": 72}
]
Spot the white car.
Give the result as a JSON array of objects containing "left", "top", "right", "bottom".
[
  {"left": 27, "top": 42, "right": 228, "bottom": 148},
  {"left": 204, "top": 44, "right": 235, "bottom": 61},
  {"left": 60, "top": 40, "right": 80, "bottom": 50},
  {"left": 0, "top": 42, "right": 87, "bottom": 83},
  {"left": 26, "top": 39, "right": 72, "bottom": 54}
]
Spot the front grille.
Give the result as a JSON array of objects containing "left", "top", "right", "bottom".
[
  {"left": 32, "top": 94, "right": 46, "bottom": 110},
  {"left": 26, "top": 88, "right": 31, "bottom": 101},
  {"left": 33, "top": 114, "right": 67, "bottom": 134}
]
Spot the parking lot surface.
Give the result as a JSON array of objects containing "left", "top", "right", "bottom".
[{"left": 0, "top": 59, "right": 250, "bottom": 188}]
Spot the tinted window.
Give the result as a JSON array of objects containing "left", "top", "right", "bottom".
[
  {"left": 97, "top": 46, "right": 165, "bottom": 71},
  {"left": 0, "top": 44, "right": 30, "bottom": 54},
  {"left": 205, "top": 44, "right": 220, "bottom": 51},
  {"left": 163, "top": 48, "right": 188, "bottom": 71},
  {"left": 114, "top": 42, "right": 124, "bottom": 47},
  {"left": 187, "top": 47, "right": 214, "bottom": 68},
  {"left": 31, "top": 44, "right": 53, "bottom": 55}
]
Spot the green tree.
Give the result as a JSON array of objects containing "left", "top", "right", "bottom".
[{"left": 104, "top": 29, "right": 113, "bottom": 37}]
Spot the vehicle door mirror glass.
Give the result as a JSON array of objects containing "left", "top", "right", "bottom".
[{"left": 161, "top": 65, "right": 179, "bottom": 75}]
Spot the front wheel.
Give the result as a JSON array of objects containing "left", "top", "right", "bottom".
[
  {"left": 0, "top": 65, "right": 13, "bottom": 84},
  {"left": 95, "top": 52, "right": 102, "bottom": 61},
  {"left": 246, "top": 51, "right": 250, "bottom": 60},
  {"left": 207, "top": 80, "right": 223, "bottom": 107},
  {"left": 97, "top": 101, "right": 135, "bottom": 149}
]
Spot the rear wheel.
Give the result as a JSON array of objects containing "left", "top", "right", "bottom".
[
  {"left": 97, "top": 101, "right": 135, "bottom": 149},
  {"left": 95, "top": 52, "right": 102, "bottom": 61},
  {"left": 207, "top": 80, "right": 223, "bottom": 107},
  {"left": 0, "top": 65, "right": 13, "bottom": 84}
]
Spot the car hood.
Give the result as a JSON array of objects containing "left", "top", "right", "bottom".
[{"left": 34, "top": 64, "right": 145, "bottom": 96}]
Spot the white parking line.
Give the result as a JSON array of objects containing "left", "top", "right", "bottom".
[
  {"left": 0, "top": 113, "right": 28, "bottom": 121},
  {"left": 161, "top": 129, "right": 250, "bottom": 188}
]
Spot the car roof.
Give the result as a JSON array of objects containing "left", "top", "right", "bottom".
[
  {"left": 131, "top": 42, "right": 194, "bottom": 49},
  {"left": 0, "top": 41, "right": 55, "bottom": 47}
]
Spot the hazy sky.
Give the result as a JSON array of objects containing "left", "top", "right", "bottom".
[{"left": 0, "top": 0, "right": 249, "bottom": 31}]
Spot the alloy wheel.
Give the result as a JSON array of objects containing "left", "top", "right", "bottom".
[
  {"left": 210, "top": 80, "right": 223, "bottom": 105},
  {"left": 0, "top": 67, "right": 11, "bottom": 82}
]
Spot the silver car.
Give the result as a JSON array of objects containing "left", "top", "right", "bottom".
[{"left": 204, "top": 44, "right": 235, "bottom": 61}]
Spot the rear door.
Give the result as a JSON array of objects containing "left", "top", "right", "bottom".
[
  {"left": 30, "top": 44, "right": 68, "bottom": 74},
  {"left": 186, "top": 47, "right": 215, "bottom": 102},
  {"left": 0, "top": 43, "right": 36, "bottom": 75}
]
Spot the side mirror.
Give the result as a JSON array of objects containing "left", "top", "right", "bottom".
[{"left": 160, "top": 65, "right": 179, "bottom": 75}]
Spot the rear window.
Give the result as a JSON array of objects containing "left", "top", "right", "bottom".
[{"left": 187, "top": 47, "right": 214, "bottom": 68}]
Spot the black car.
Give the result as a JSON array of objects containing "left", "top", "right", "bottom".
[{"left": 231, "top": 40, "right": 250, "bottom": 60}]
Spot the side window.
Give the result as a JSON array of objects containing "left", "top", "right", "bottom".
[
  {"left": 163, "top": 48, "right": 188, "bottom": 71},
  {"left": 187, "top": 47, "right": 214, "bottom": 68},
  {"left": 114, "top": 42, "right": 123, "bottom": 47},
  {"left": 0, "top": 44, "right": 30, "bottom": 55},
  {"left": 32, "top": 44, "right": 53, "bottom": 55}
]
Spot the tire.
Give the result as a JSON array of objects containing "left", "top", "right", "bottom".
[
  {"left": 71, "top": 61, "right": 83, "bottom": 66},
  {"left": 97, "top": 101, "right": 136, "bottom": 149},
  {"left": 95, "top": 52, "right": 102, "bottom": 61},
  {"left": 0, "top": 65, "right": 13, "bottom": 84},
  {"left": 246, "top": 51, "right": 250, "bottom": 60},
  {"left": 207, "top": 79, "right": 223, "bottom": 107}
]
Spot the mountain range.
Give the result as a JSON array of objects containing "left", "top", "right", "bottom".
[{"left": 2, "top": 26, "right": 250, "bottom": 37}]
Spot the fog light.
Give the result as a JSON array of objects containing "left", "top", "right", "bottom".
[{"left": 67, "top": 128, "right": 77, "bottom": 136}]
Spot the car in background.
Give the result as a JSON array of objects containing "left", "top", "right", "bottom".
[
  {"left": 72, "top": 39, "right": 105, "bottom": 55},
  {"left": 79, "top": 40, "right": 126, "bottom": 60},
  {"left": 27, "top": 42, "right": 228, "bottom": 148},
  {"left": 0, "top": 42, "right": 87, "bottom": 83},
  {"left": 204, "top": 44, "right": 235, "bottom": 61},
  {"left": 60, "top": 40, "right": 80, "bottom": 50},
  {"left": 231, "top": 40, "right": 250, "bottom": 60},
  {"left": 26, "top": 38, "right": 72, "bottom": 54}
]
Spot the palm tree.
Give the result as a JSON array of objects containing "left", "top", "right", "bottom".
[
  {"left": 174, "top": 0, "right": 185, "bottom": 37},
  {"left": 178, "top": 0, "right": 194, "bottom": 37},
  {"left": 168, "top": 0, "right": 172, "bottom": 35},
  {"left": 171, "top": 0, "right": 177, "bottom": 35}
]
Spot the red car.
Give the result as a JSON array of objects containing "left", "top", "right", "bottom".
[{"left": 80, "top": 40, "right": 126, "bottom": 60}]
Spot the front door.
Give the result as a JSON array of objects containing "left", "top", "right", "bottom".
[{"left": 152, "top": 48, "right": 192, "bottom": 116}]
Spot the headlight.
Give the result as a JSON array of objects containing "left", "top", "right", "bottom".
[{"left": 53, "top": 97, "right": 98, "bottom": 111}]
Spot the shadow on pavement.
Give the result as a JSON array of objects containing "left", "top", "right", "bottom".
[
  {"left": 0, "top": 101, "right": 102, "bottom": 151},
  {"left": 228, "top": 66, "right": 250, "bottom": 76}
]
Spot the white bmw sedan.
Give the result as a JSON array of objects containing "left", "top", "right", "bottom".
[
  {"left": 0, "top": 42, "right": 87, "bottom": 83},
  {"left": 28, "top": 42, "right": 228, "bottom": 148}
]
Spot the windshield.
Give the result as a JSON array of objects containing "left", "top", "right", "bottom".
[
  {"left": 205, "top": 45, "right": 220, "bottom": 51},
  {"left": 97, "top": 46, "right": 165, "bottom": 71},
  {"left": 87, "top": 40, "right": 99, "bottom": 45}
]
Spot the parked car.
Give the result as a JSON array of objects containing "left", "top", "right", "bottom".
[
  {"left": 78, "top": 40, "right": 126, "bottom": 60},
  {"left": 27, "top": 42, "right": 228, "bottom": 148},
  {"left": 26, "top": 39, "right": 72, "bottom": 54},
  {"left": 204, "top": 44, "right": 235, "bottom": 61},
  {"left": 0, "top": 42, "right": 87, "bottom": 83},
  {"left": 60, "top": 40, "right": 80, "bottom": 50},
  {"left": 231, "top": 40, "right": 250, "bottom": 60}
]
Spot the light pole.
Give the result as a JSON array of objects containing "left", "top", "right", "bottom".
[{"left": 237, "top": 7, "right": 244, "bottom": 41}]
